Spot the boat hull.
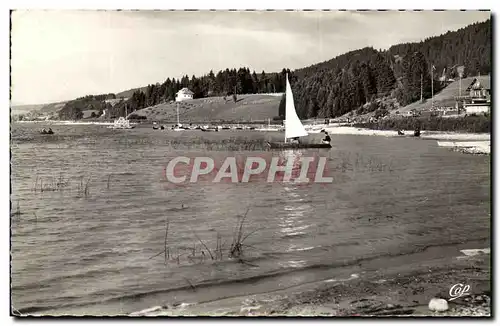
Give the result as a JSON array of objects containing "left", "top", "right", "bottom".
[
  {"left": 109, "top": 126, "right": 135, "bottom": 129},
  {"left": 266, "top": 142, "right": 331, "bottom": 149}
]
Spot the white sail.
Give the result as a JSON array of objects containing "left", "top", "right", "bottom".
[{"left": 285, "top": 75, "right": 308, "bottom": 139}]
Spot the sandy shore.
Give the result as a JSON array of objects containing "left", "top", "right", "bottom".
[
  {"left": 320, "top": 125, "right": 490, "bottom": 140},
  {"left": 131, "top": 240, "right": 490, "bottom": 317},
  {"left": 311, "top": 125, "right": 490, "bottom": 155},
  {"left": 437, "top": 141, "right": 490, "bottom": 155}
]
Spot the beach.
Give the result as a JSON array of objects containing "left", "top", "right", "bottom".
[
  {"left": 130, "top": 239, "right": 490, "bottom": 317},
  {"left": 307, "top": 124, "right": 491, "bottom": 155}
]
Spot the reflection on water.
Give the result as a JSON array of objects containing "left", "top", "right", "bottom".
[
  {"left": 279, "top": 260, "right": 307, "bottom": 269},
  {"left": 286, "top": 245, "right": 315, "bottom": 252},
  {"left": 280, "top": 149, "right": 314, "bottom": 260}
]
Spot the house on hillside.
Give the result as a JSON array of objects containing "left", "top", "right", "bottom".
[
  {"left": 467, "top": 76, "right": 490, "bottom": 98},
  {"left": 403, "top": 109, "right": 420, "bottom": 117},
  {"left": 175, "top": 88, "right": 194, "bottom": 102},
  {"left": 463, "top": 76, "right": 491, "bottom": 115}
]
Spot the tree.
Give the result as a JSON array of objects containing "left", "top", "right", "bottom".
[
  {"left": 251, "top": 71, "right": 259, "bottom": 93},
  {"left": 325, "top": 90, "right": 335, "bottom": 118},
  {"left": 278, "top": 93, "right": 286, "bottom": 118},
  {"left": 373, "top": 53, "right": 396, "bottom": 96},
  {"left": 58, "top": 105, "right": 83, "bottom": 120},
  {"left": 397, "top": 51, "right": 432, "bottom": 106},
  {"left": 374, "top": 107, "right": 389, "bottom": 119}
]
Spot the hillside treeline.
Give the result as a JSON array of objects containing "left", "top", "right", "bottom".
[{"left": 58, "top": 19, "right": 490, "bottom": 120}]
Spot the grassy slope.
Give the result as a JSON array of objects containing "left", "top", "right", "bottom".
[
  {"left": 39, "top": 102, "right": 67, "bottom": 113},
  {"left": 394, "top": 77, "right": 478, "bottom": 114},
  {"left": 115, "top": 87, "right": 147, "bottom": 99},
  {"left": 11, "top": 102, "right": 66, "bottom": 116},
  {"left": 10, "top": 104, "right": 46, "bottom": 115},
  {"left": 133, "top": 94, "right": 282, "bottom": 122}
]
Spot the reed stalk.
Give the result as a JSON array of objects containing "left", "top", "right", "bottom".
[
  {"left": 84, "top": 177, "right": 91, "bottom": 197},
  {"left": 192, "top": 230, "right": 214, "bottom": 260},
  {"left": 164, "top": 218, "right": 169, "bottom": 264}
]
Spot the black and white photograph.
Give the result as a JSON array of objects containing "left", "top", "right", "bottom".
[{"left": 9, "top": 8, "right": 491, "bottom": 317}]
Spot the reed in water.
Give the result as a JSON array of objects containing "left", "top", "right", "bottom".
[{"left": 148, "top": 208, "right": 260, "bottom": 266}]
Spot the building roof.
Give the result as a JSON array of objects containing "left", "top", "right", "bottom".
[
  {"left": 176, "top": 88, "right": 194, "bottom": 95},
  {"left": 466, "top": 76, "right": 491, "bottom": 91}
]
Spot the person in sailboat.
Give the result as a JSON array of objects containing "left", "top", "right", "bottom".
[
  {"left": 321, "top": 131, "right": 331, "bottom": 145},
  {"left": 290, "top": 137, "right": 300, "bottom": 144}
]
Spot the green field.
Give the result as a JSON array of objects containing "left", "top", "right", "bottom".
[{"left": 133, "top": 94, "right": 282, "bottom": 122}]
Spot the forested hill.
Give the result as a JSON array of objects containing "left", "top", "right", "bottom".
[
  {"left": 287, "top": 18, "right": 491, "bottom": 119},
  {"left": 52, "top": 18, "right": 490, "bottom": 121},
  {"left": 387, "top": 19, "right": 491, "bottom": 76}
]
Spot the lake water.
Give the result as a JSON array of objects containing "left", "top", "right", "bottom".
[{"left": 10, "top": 123, "right": 490, "bottom": 315}]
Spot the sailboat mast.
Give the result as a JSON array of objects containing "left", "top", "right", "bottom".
[
  {"left": 176, "top": 103, "right": 180, "bottom": 125},
  {"left": 284, "top": 73, "right": 287, "bottom": 143},
  {"left": 420, "top": 73, "right": 423, "bottom": 103},
  {"left": 431, "top": 65, "right": 434, "bottom": 109}
]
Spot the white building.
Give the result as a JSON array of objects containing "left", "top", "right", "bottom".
[
  {"left": 463, "top": 76, "right": 490, "bottom": 115},
  {"left": 465, "top": 104, "right": 490, "bottom": 115},
  {"left": 175, "top": 88, "right": 194, "bottom": 102}
]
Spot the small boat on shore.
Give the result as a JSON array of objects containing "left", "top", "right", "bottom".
[
  {"left": 172, "top": 124, "right": 185, "bottom": 131},
  {"left": 109, "top": 105, "right": 134, "bottom": 129},
  {"left": 40, "top": 128, "right": 54, "bottom": 135},
  {"left": 396, "top": 129, "right": 422, "bottom": 137},
  {"left": 109, "top": 117, "right": 134, "bottom": 129},
  {"left": 267, "top": 74, "right": 331, "bottom": 150},
  {"left": 152, "top": 122, "right": 165, "bottom": 130}
]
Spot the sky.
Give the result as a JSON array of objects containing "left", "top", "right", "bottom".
[{"left": 10, "top": 10, "right": 491, "bottom": 105}]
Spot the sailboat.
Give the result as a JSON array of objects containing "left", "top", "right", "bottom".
[
  {"left": 267, "top": 75, "right": 331, "bottom": 149},
  {"left": 109, "top": 104, "right": 134, "bottom": 129}
]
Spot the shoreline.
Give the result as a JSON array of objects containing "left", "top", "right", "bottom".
[
  {"left": 128, "top": 240, "right": 490, "bottom": 317},
  {"left": 13, "top": 121, "right": 490, "bottom": 154},
  {"left": 14, "top": 120, "right": 492, "bottom": 139},
  {"left": 319, "top": 125, "right": 490, "bottom": 155}
]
